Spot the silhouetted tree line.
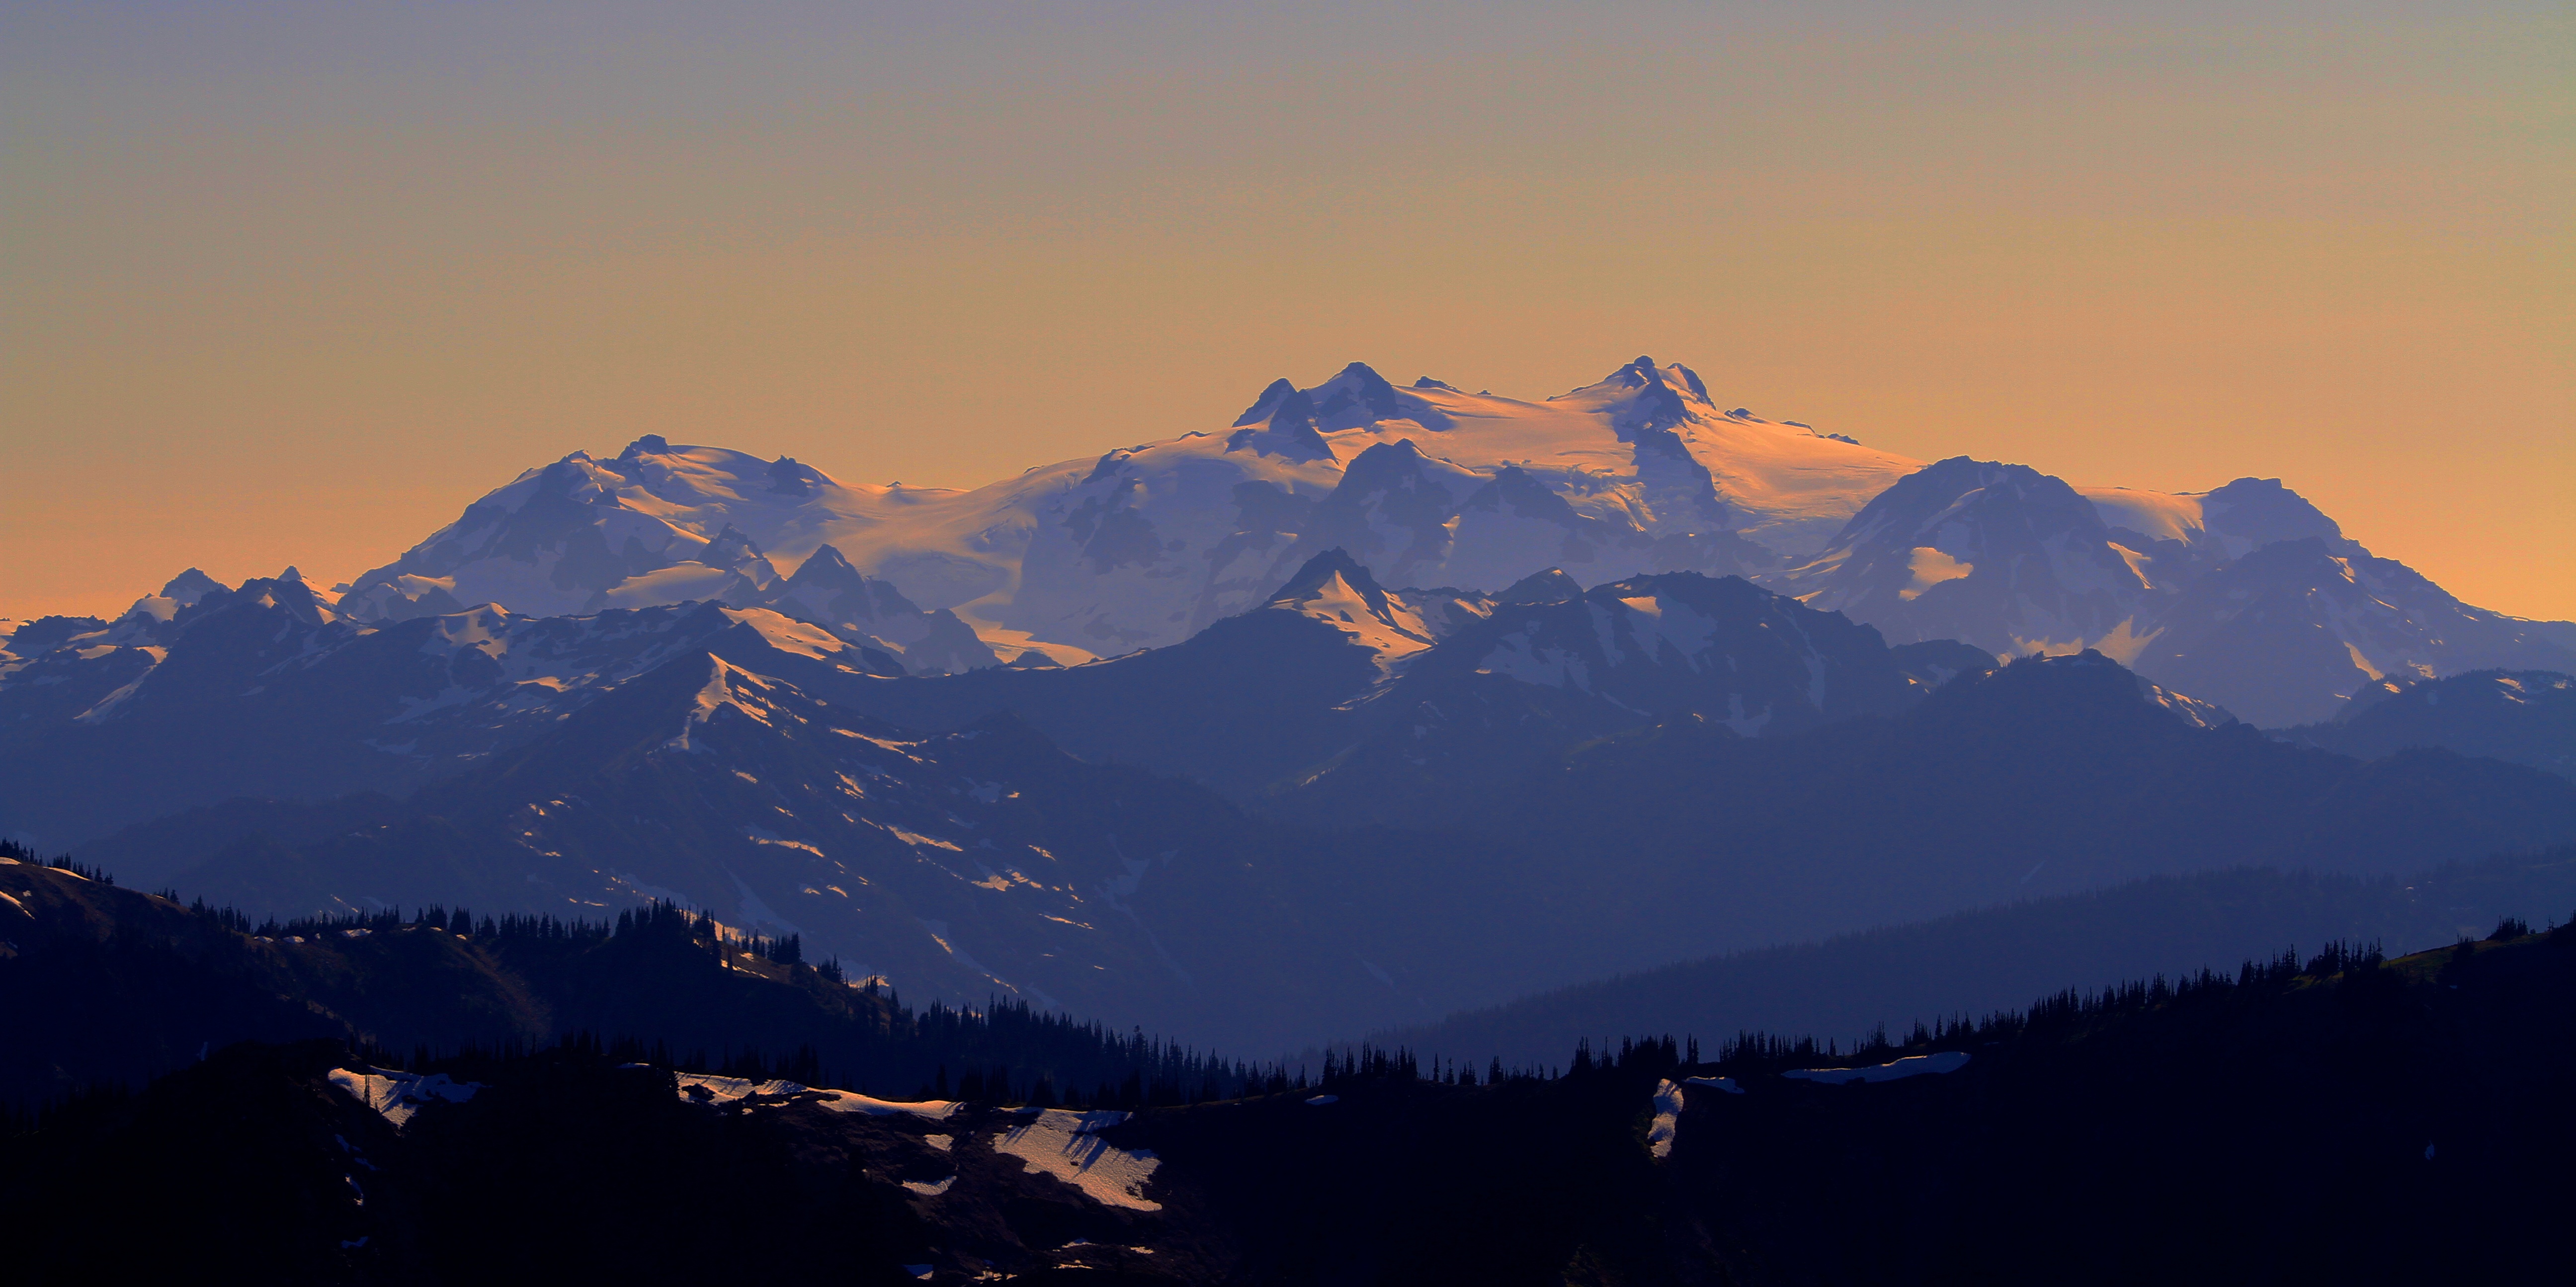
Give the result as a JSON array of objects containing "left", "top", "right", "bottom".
[
  {"left": 0, "top": 837, "right": 112, "bottom": 885},
  {"left": 0, "top": 872, "right": 1296, "bottom": 1116},
  {"left": 1688, "top": 925, "right": 2542, "bottom": 1080},
  {"left": 15, "top": 833, "right": 2568, "bottom": 1129},
  {"left": 1431, "top": 918, "right": 2549, "bottom": 1090}
]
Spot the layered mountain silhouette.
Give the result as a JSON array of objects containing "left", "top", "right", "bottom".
[
  {"left": 2281, "top": 668, "right": 2575, "bottom": 780},
  {"left": 272, "top": 357, "right": 2573, "bottom": 724},
  {"left": 1781, "top": 461, "right": 2576, "bottom": 724},
  {"left": 327, "top": 359, "right": 1918, "bottom": 653},
  {"left": 61, "top": 567, "right": 2576, "bottom": 1050},
  {"left": 1367, "top": 847, "right": 2576, "bottom": 1070},
  {"left": 0, "top": 577, "right": 904, "bottom": 845},
  {"left": 10, "top": 351, "right": 2576, "bottom": 1053}
]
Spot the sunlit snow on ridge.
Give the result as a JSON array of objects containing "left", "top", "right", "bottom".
[
  {"left": 330, "top": 360, "right": 1932, "bottom": 655},
  {"left": 672, "top": 1072, "right": 962, "bottom": 1119},
  {"left": 328, "top": 1066, "right": 482, "bottom": 1127},
  {"left": 992, "top": 1109, "right": 1163, "bottom": 1211}
]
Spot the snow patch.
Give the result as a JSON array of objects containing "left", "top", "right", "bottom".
[
  {"left": 329, "top": 1067, "right": 482, "bottom": 1127},
  {"left": 1648, "top": 1079, "right": 1683, "bottom": 1158},
  {"left": 1898, "top": 547, "right": 1974, "bottom": 601},
  {"left": 674, "top": 1073, "right": 808, "bottom": 1105},
  {"left": 992, "top": 1109, "right": 1162, "bottom": 1210},
  {"left": 812, "top": 1090, "right": 963, "bottom": 1120}
]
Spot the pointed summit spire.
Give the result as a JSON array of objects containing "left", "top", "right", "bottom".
[
  {"left": 1266, "top": 548, "right": 1388, "bottom": 609},
  {"left": 702, "top": 524, "right": 765, "bottom": 566},
  {"left": 786, "top": 543, "right": 863, "bottom": 587},
  {"left": 1234, "top": 378, "right": 1298, "bottom": 427},
  {"left": 1226, "top": 383, "right": 1333, "bottom": 462}
]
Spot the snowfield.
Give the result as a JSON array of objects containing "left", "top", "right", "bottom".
[
  {"left": 329, "top": 1067, "right": 483, "bottom": 1127},
  {"left": 330, "top": 360, "right": 1926, "bottom": 655},
  {"left": 991, "top": 1108, "right": 1163, "bottom": 1211},
  {"left": 672, "top": 1072, "right": 961, "bottom": 1120}
]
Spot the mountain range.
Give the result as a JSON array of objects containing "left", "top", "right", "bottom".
[
  {"left": 13, "top": 343, "right": 2576, "bottom": 1280},
  {"left": 26, "top": 569, "right": 2574, "bottom": 1052},
  {"left": 7, "top": 350, "right": 2575, "bottom": 1054},
  {"left": 292, "top": 356, "right": 2575, "bottom": 725}
]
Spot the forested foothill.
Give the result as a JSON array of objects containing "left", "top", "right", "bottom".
[{"left": 8, "top": 888, "right": 2570, "bottom": 1284}]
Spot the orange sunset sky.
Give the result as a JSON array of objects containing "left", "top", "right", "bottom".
[{"left": 3, "top": 1, "right": 2569, "bottom": 622}]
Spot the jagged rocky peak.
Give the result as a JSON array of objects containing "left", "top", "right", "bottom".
[
  {"left": 217, "top": 573, "right": 342, "bottom": 626},
  {"left": 619, "top": 434, "right": 675, "bottom": 459},
  {"left": 1496, "top": 568, "right": 1583, "bottom": 606},
  {"left": 2197, "top": 477, "right": 2346, "bottom": 553},
  {"left": 1554, "top": 355, "right": 1714, "bottom": 437},
  {"left": 781, "top": 542, "right": 870, "bottom": 592},
  {"left": 3, "top": 615, "right": 111, "bottom": 655},
  {"left": 1336, "top": 435, "right": 1437, "bottom": 482},
  {"left": 159, "top": 568, "right": 229, "bottom": 606},
  {"left": 701, "top": 524, "right": 766, "bottom": 569},
  {"left": 1307, "top": 362, "right": 1423, "bottom": 430},
  {"left": 1268, "top": 548, "right": 1389, "bottom": 607},
  {"left": 1260, "top": 547, "right": 1438, "bottom": 660},
  {"left": 752, "top": 545, "right": 920, "bottom": 626},
  {"left": 1233, "top": 378, "right": 1300, "bottom": 427},
  {"left": 765, "top": 454, "right": 813, "bottom": 496},
  {"left": 1605, "top": 355, "right": 1711, "bottom": 402},
  {"left": 1226, "top": 381, "right": 1333, "bottom": 462},
  {"left": 1232, "top": 362, "right": 1453, "bottom": 441}
]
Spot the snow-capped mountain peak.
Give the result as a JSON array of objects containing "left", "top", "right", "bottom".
[
  {"left": 119, "top": 568, "right": 235, "bottom": 627},
  {"left": 328, "top": 355, "right": 1934, "bottom": 657},
  {"left": 1305, "top": 361, "right": 1453, "bottom": 433},
  {"left": 2081, "top": 476, "right": 2347, "bottom": 563},
  {"left": 1224, "top": 382, "right": 1336, "bottom": 462},
  {"left": 159, "top": 568, "right": 227, "bottom": 605},
  {"left": 1262, "top": 549, "right": 1439, "bottom": 670},
  {"left": 1781, "top": 457, "right": 2146, "bottom": 657},
  {"left": 1550, "top": 356, "right": 1712, "bottom": 436},
  {"left": 734, "top": 542, "right": 1001, "bottom": 675}
]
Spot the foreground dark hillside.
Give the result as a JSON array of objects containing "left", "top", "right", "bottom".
[
  {"left": 0, "top": 852, "right": 1257, "bottom": 1113},
  {"left": 9, "top": 915, "right": 2573, "bottom": 1284}
]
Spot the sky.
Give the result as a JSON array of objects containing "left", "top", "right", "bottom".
[{"left": 3, "top": 0, "right": 2570, "bottom": 622}]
